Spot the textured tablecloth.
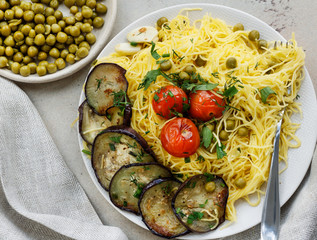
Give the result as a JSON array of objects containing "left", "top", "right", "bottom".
[{"left": 0, "top": 77, "right": 316, "bottom": 240}]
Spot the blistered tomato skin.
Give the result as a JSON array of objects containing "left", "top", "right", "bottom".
[
  {"left": 160, "top": 118, "right": 200, "bottom": 157},
  {"left": 152, "top": 85, "right": 188, "bottom": 119},
  {"left": 189, "top": 90, "right": 226, "bottom": 121}
]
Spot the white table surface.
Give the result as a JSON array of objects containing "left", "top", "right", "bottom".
[{"left": 16, "top": 0, "right": 317, "bottom": 239}]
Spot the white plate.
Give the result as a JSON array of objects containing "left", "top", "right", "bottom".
[
  {"left": 0, "top": 0, "right": 117, "bottom": 83},
  {"left": 78, "top": 4, "right": 317, "bottom": 239}
]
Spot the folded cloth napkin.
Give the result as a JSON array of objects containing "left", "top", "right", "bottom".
[{"left": 0, "top": 78, "right": 128, "bottom": 240}]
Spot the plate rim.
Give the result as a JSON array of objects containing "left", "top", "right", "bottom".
[
  {"left": 0, "top": 0, "right": 118, "bottom": 84},
  {"left": 77, "top": 3, "right": 317, "bottom": 239}
]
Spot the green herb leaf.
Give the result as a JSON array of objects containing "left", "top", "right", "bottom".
[
  {"left": 162, "top": 53, "right": 170, "bottom": 58},
  {"left": 82, "top": 149, "right": 91, "bottom": 155},
  {"left": 150, "top": 41, "right": 161, "bottom": 60},
  {"left": 109, "top": 143, "right": 116, "bottom": 151},
  {"left": 187, "top": 211, "right": 204, "bottom": 224},
  {"left": 176, "top": 208, "right": 186, "bottom": 218},
  {"left": 204, "top": 173, "right": 215, "bottom": 182},
  {"left": 196, "top": 155, "right": 205, "bottom": 163},
  {"left": 202, "top": 126, "right": 212, "bottom": 148},
  {"left": 133, "top": 183, "right": 145, "bottom": 198},
  {"left": 123, "top": 200, "right": 128, "bottom": 207},
  {"left": 216, "top": 143, "right": 227, "bottom": 159},
  {"left": 145, "top": 130, "right": 150, "bottom": 134},
  {"left": 130, "top": 41, "right": 138, "bottom": 46},
  {"left": 109, "top": 136, "right": 121, "bottom": 143},
  {"left": 199, "top": 199, "right": 208, "bottom": 208},
  {"left": 138, "top": 69, "right": 162, "bottom": 90},
  {"left": 223, "top": 85, "right": 238, "bottom": 98},
  {"left": 185, "top": 157, "right": 191, "bottom": 163},
  {"left": 260, "top": 86, "right": 276, "bottom": 103}
]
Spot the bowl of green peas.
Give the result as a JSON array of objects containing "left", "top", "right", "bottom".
[{"left": 0, "top": 0, "right": 117, "bottom": 83}]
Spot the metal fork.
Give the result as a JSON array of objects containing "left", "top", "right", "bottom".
[{"left": 261, "top": 41, "right": 292, "bottom": 240}]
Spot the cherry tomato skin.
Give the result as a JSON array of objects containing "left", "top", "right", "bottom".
[
  {"left": 152, "top": 85, "right": 188, "bottom": 119},
  {"left": 160, "top": 118, "right": 200, "bottom": 157},
  {"left": 189, "top": 90, "right": 226, "bottom": 121}
]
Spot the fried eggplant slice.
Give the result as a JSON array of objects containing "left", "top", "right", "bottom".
[
  {"left": 85, "top": 63, "right": 128, "bottom": 115},
  {"left": 109, "top": 163, "right": 172, "bottom": 214},
  {"left": 139, "top": 178, "right": 189, "bottom": 239},
  {"left": 172, "top": 174, "right": 228, "bottom": 233},
  {"left": 91, "top": 125, "right": 157, "bottom": 190},
  {"left": 79, "top": 100, "right": 130, "bottom": 144}
]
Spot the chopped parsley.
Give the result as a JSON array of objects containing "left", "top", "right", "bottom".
[
  {"left": 109, "top": 136, "right": 121, "bottom": 143},
  {"left": 216, "top": 143, "right": 227, "bottom": 159},
  {"left": 150, "top": 41, "right": 161, "bottom": 60},
  {"left": 176, "top": 208, "right": 186, "bottom": 218},
  {"left": 109, "top": 143, "right": 116, "bottom": 151},
  {"left": 162, "top": 53, "right": 170, "bottom": 58},
  {"left": 130, "top": 41, "right": 138, "bottom": 46},
  {"left": 199, "top": 199, "right": 208, "bottom": 208},
  {"left": 95, "top": 78, "right": 103, "bottom": 91},
  {"left": 187, "top": 211, "right": 204, "bottom": 224},
  {"left": 196, "top": 155, "right": 205, "bottom": 163},
  {"left": 204, "top": 173, "right": 215, "bottom": 182},
  {"left": 184, "top": 157, "right": 191, "bottom": 163}
]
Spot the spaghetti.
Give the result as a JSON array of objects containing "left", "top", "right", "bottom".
[{"left": 96, "top": 12, "right": 305, "bottom": 221}]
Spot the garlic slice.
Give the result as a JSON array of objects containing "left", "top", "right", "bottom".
[
  {"left": 115, "top": 43, "right": 141, "bottom": 55},
  {"left": 127, "top": 26, "right": 158, "bottom": 43}
]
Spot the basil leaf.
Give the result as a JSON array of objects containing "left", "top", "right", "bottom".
[
  {"left": 260, "top": 86, "right": 276, "bottom": 103},
  {"left": 202, "top": 126, "right": 212, "bottom": 148},
  {"left": 216, "top": 143, "right": 227, "bottom": 159}
]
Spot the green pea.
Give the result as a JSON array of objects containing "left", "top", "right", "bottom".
[
  {"left": 0, "top": 56, "right": 8, "bottom": 68},
  {"left": 36, "top": 65, "right": 47, "bottom": 76},
  {"left": 66, "top": 36, "right": 74, "bottom": 45},
  {"left": 0, "top": 46, "right": 5, "bottom": 55},
  {"left": 74, "top": 12, "right": 83, "bottom": 22},
  {"left": 65, "top": 16, "right": 75, "bottom": 25},
  {"left": 47, "top": 63, "right": 57, "bottom": 74},
  {"left": 41, "top": 44, "right": 51, "bottom": 53},
  {"left": 235, "top": 178, "right": 246, "bottom": 189},
  {"left": 13, "top": 52, "right": 23, "bottom": 62},
  {"left": 20, "top": 1, "right": 31, "bottom": 11},
  {"left": 83, "top": 18, "right": 92, "bottom": 25},
  {"left": 10, "top": 0, "right": 21, "bottom": 6},
  {"left": 23, "top": 55, "right": 33, "bottom": 64},
  {"left": 64, "top": 0, "right": 76, "bottom": 8},
  {"left": 50, "top": 0, "right": 59, "bottom": 9},
  {"left": 219, "top": 130, "right": 229, "bottom": 141},
  {"left": 95, "top": 3, "right": 107, "bottom": 14},
  {"left": 65, "top": 53, "right": 75, "bottom": 64},
  {"left": 38, "top": 60, "right": 48, "bottom": 67},
  {"left": 19, "top": 65, "right": 31, "bottom": 76},
  {"left": 51, "top": 23, "right": 61, "bottom": 33},
  {"left": 226, "top": 57, "right": 237, "bottom": 69},
  {"left": 11, "top": 62, "right": 21, "bottom": 74},
  {"left": 86, "top": 0, "right": 96, "bottom": 9},
  {"left": 238, "top": 127, "right": 249, "bottom": 137},
  {"left": 28, "top": 62, "right": 37, "bottom": 74},
  {"left": 70, "top": 6, "right": 78, "bottom": 15},
  {"left": 56, "top": 32, "right": 67, "bottom": 43},
  {"left": 46, "top": 16, "right": 56, "bottom": 25},
  {"left": 35, "top": 24, "right": 45, "bottom": 34},
  {"left": 258, "top": 39, "right": 267, "bottom": 50},
  {"left": 205, "top": 181, "right": 216, "bottom": 193},
  {"left": 49, "top": 47, "right": 60, "bottom": 58},
  {"left": 4, "top": 9, "right": 15, "bottom": 20},
  {"left": 27, "top": 46, "right": 38, "bottom": 57},
  {"left": 78, "top": 41, "right": 90, "bottom": 50},
  {"left": 233, "top": 23, "right": 244, "bottom": 32},
  {"left": 248, "top": 30, "right": 260, "bottom": 41},
  {"left": 21, "top": 25, "right": 32, "bottom": 35},
  {"left": 55, "top": 43, "right": 65, "bottom": 50},
  {"left": 76, "top": 47, "right": 88, "bottom": 59},
  {"left": 82, "top": 6, "right": 93, "bottom": 19},
  {"left": 14, "top": 7, "right": 24, "bottom": 19},
  {"left": 55, "top": 58, "right": 65, "bottom": 70},
  {"left": 184, "top": 65, "right": 196, "bottom": 74},
  {"left": 5, "top": 46, "right": 14, "bottom": 56},
  {"left": 34, "top": 33, "right": 45, "bottom": 45},
  {"left": 195, "top": 55, "right": 207, "bottom": 67},
  {"left": 4, "top": 36, "right": 15, "bottom": 47},
  {"left": 179, "top": 71, "right": 190, "bottom": 80},
  {"left": 23, "top": 10, "right": 34, "bottom": 22},
  {"left": 34, "top": 13, "right": 45, "bottom": 24},
  {"left": 70, "top": 26, "right": 81, "bottom": 37},
  {"left": 75, "top": 0, "right": 85, "bottom": 7},
  {"left": 85, "top": 33, "right": 96, "bottom": 44},
  {"left": 93, "top": 16, "right": 104, "bottom": 28},
  {"left": 20, "top": 45, "right": 28, "bottom": 54},
  {"left": 206, "top": 123, "right": 215, "bottom": 132},
  {"left": 0, "top": 0, "right": 8, "bottom": 10},
  {"left": 46, "top": 34, "right": 56, "bottom": 46},
  {"left": 60, "top": 49, "right": 69, "bottom": 59},
  {"left": 226, "top": 119, "right": 235, "bottom": 130},
  {"left": 157, "top": 17, "right": 168, "bottom": 28},
  {"left": 28, "top": 29, "right": 36, "bottom": 38},
  {"left": 44, "top": 7, "right": 54, "bottom": 17},
  {"left": 1, "top": 25, "right": 11, "bottom": 37},
  {"left": 68, "top": 44, "right": 78, "bottom": 53},
  {"left": 54, "top": 10, "right": 63, "bottom": 20},
  {"left": 58, "top": 20, "right": 66, "bottom": 29},
  {"left": 37, "top": 51, "right": 47, "bottom": 61},
  {"left": 160, "top": 60, "right": 172, "bottom": 71},
  {"left": 32, "top": 3, "right": 44, "bottom": 14},
  {"left": 0, "top": 10, "right": 3, "bottom": 20},
  {"left": 81, "top": 23, "right": 92, "bottom": 33}
]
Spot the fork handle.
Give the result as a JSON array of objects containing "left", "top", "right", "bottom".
[{"left": 261, "top": 118, "right": 282, "bottom": 240}]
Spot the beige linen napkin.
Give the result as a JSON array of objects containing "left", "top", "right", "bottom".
[{"left": 0, "top": 78, "right": 128, "bottom": 240}]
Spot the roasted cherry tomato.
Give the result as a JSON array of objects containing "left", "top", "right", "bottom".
[
  {"left": 152, "top": 85, "right": 188, "bottom": 119},
  {"left": 161, "top": 118, "right": 200, "bottom": 157},
  {"left": 189, "top": 90, "right": 226, "bottom": 121}
]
